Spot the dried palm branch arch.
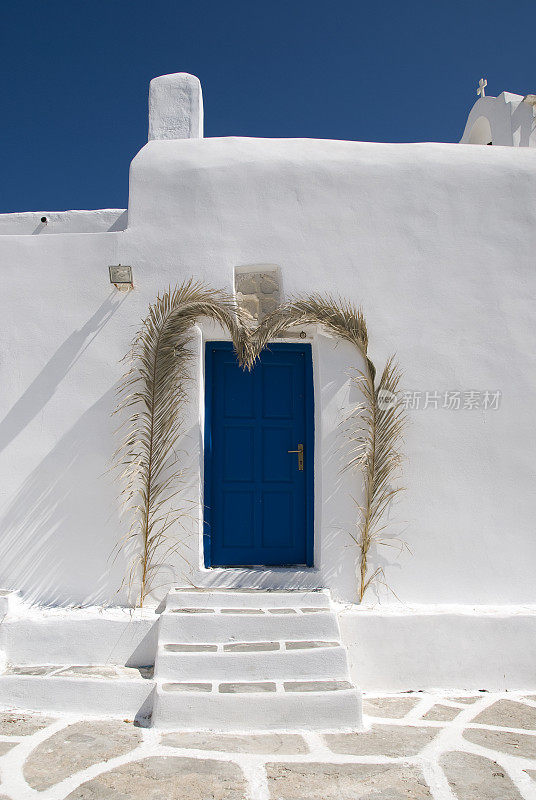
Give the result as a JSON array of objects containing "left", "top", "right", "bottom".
[{"left": 115, "top": 281, "right": 406, "bottom": 606}]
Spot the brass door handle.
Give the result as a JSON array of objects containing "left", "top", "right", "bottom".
[{"left": 288, "top": 443, "right": 304, "bottom": 471}]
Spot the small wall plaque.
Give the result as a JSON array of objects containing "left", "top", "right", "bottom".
[
  {"left": 234, "top": 264, "right": 281, "bottom": 323},
  {"left": 109, "top": 264, "right": 133, "bottom": 290}
]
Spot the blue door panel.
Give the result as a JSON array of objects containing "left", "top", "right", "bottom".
[
  {"left": 262, "top": 363, "right": 294, "bottom": 418},
  {"left": 262, "top": 490, "right": 293, "bottom": 548},
  {"left": 223, "top": 363, "right": 254, "bottom": 418},
  {"left": 222, "top": 491, "right": 254, "bottom": 548},
  {"left": 262, "top": 427, "right": 293, "bottom": 483},
  {"left": 223, "top": 428, "right": 254, "bottom": 481},
  {"left": 204, "top": 342, "right": 314, "bottom": 567}
]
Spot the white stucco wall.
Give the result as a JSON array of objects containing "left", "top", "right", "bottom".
[
  {"left": 0, "top": 209, "right": 127, "bottom": 235},
  {"left": 340, "top": 605, "right": 536, "bottom": 691},
  {"left": 1, "top": 133, "right": 536, "bottom": 608}
]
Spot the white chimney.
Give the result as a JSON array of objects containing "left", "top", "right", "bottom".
[{"left": 148, "top": 73, "right": 204, "bottom": 141}]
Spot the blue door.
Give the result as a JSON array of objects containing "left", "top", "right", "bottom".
[{"left": 204, "top": 342, "right": 314, "bottom": 567}]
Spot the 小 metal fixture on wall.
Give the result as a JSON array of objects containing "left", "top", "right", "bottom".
[{"left": 109, "top": 264, "right": 133, "bottom": 291}]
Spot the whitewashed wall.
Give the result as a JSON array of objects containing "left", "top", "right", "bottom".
[{"left": 1, "top": 135, "right": 536, "bottom": 607}]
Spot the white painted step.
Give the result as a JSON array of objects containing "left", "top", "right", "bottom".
[
  {"left": 159, "top": 610, "right": 340, "bottom": 643},
  {"left": 166, "top": 589, "right": 330, "bottom": 610},
  {"left": 0, "top": 670, "right": 154, "bottom": 721},
  {"left": 151, "top": 684, "right": 362, "bottom": 731},
  {"left": 153, "top": 589, "right": 362, "bottom": 731},
  {"left": 154, "top": 642, "right": 349, "bottom": 682}
]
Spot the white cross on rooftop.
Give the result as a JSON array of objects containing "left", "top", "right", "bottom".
[{"left": 477, "top": 77, "right": 487, "bottom": 98}]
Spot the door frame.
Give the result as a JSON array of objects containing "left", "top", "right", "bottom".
[{"left": 203, "top": 340, "right": 315, "bottom": 568}]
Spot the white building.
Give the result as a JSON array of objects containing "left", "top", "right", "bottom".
[{"left": 0, "top": 75, "right": 535, "bottom": 723}]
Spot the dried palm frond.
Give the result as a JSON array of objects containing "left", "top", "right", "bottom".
[
  {"left": 257, "top": 295, "right": 406, "bottom": 601},
  {"left": 252, "top": 294, "right": 369, "bottom": 365},
  {"left": 346, "top": 356, "right": 407, "bottom": 600},
  {"left": 114, "top": 280, "right": 247, "bottom": 606}
]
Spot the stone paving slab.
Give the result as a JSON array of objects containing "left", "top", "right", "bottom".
[
  {"left": 284, "top": 680, "right": 352, "bottom": 692},
  {"left": 65, "top": 756, "right": 246, "bottom": 799},
  {"left": 221, "top": 608, "right": 264, "bottom": 614},
  {"left": 325, "top": 724, "right": 439, "bottom": 757},
  {"left": 361, "top": 696, "right": 421, "bottom": 717},
  {"left": 23, "top": 720, "right": 142, "bottom": 790},
  {"left": 0, "top": 711, "right": 55, "bottom": 735},
  {"left": 472, "top": 699, "right": 536, "bottom": 730},
  {"left": 267, "top": 608, "right": 297, "bottom": 614},
  {"left": 219, "top": 681, "right": 276, "bottom": 693},
  {"left": 53, "top": 666, "right": 121, "bottom": 680},
  {"left": 4, "top": 664, "right": 60, "bottom": 676},
  {"left": 4, "top": 664, "right": 153, "bottom": 681},
  {"left": 451, "top": 696, "right": 480, "bottom": 704},
  {"left": 463, "top": 726, "right": 536, "bottom": 758},
  {"left": 223, "top": 641, "right": 278, "bottom": 652},
  {"left": 162, "top": 731, "right": 309, "bottom": 754},
  {"left": 441, "top": 751, "right": 523, "bottom": 799},
  {"left": 266, "top": 762, "right": 433, "bottom": 799},
  {"left": 422, "top": 703, "right": 461, "bottom": 721},
  {"left": 285, "top": 640, "right": 338, "bottom": 649},
  {"left": 163, "top": 682, "right": 212, "bottom": 692}
]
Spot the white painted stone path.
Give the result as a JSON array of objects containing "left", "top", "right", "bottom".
[{"left": 0, "top": 692, "right": 534, "bottom": 798}]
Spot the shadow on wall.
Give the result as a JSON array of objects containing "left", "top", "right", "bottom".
[
  {"left": 0, "top": 293, "right": 124, "bottom": 454},
  {"left": 511, "top": 102, "right": 536, "bottom": 147},
  {"left": 133, "top": 418, "right": 204, "bottom": 606},
  {"left": 0, "top": 389, "right": 131, "bottom": 607},
  {"left": 107, "top": 211, "right": 128, "bottom": 231}
]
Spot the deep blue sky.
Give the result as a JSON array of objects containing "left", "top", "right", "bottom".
[{"left": 2, "top": 1, "right": 535, "bottom": 213}]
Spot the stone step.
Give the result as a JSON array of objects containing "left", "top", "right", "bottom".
[
  {"left": 151, "top": 683, "right": 362, "bottom": 730},
  {"left": 0, "top": 666, "right": 154, "bottom": 721},
  {"left": 152, "top": 589, "right": 362, "bottom": 731},
  {"left": 165, "top": 589, "right": 331, "bottom": 610},
  {"left": 154, "top": 641, "right": 349, "bottom": 681},
  {"left": 159, "top": 610, "right": 340, "bottom": 644}
]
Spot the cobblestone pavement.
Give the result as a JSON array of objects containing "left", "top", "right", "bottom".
[{"left": 0, "top": 692, "right": 535, "bottom": 798}]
